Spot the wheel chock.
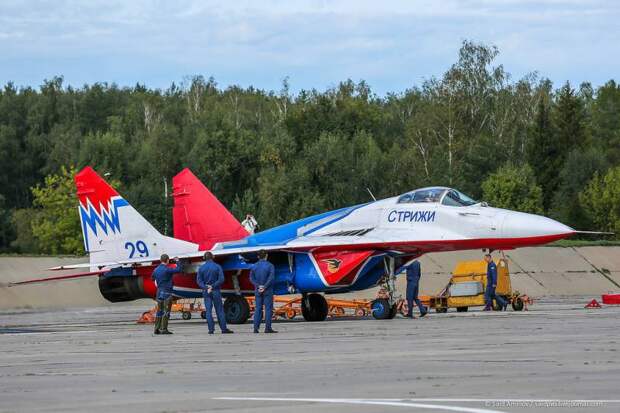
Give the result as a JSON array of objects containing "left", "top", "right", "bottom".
[{"left": 585, "top": 299, "right": 602, "bottom": 309}]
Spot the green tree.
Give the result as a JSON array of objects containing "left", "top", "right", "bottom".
[
  {"left": 553, "top": 81, "right": 586, "bottom": 153},
  {"left": 231, "top": 189, "right": 259, "bottom": 223},
  {"left": 550, "top": 147, "right": 608, "bottom": 230},
  {"left": 481, "top": 163, "right": 544, "bottom": 214},
  {"left": 186, "top": 126, "right": 259, "bottom": 207},
  {"left": 43, "top": 124, "right": 82, "bottom": 174},
  {"left": 0, "top": 195, "right": 14, "bottom": 251},
  {"left": 30, "top": 166, "right": 83, "bottom": 255},
  {"left": 0, "top": 125, "right": 22, "bottom": 204},
  {"left": 592, "top": 80, "right": 620, "bottom": 163},
  {"left": 10, "top": 208, "right": 40, "bottom": 253},
  {"left": 579, "top": 166, "right": 620, "bottom": 234},
  {"left": 256, "top": 164, "right": 325, "bottom": 228},
  {"left": 1, "top": 40, "right": 620, "bottom": 253},
  {"left": 527, "top": 81, "right": 559, "bottom": 210},
  {"left": 78, "top": 131, "right": 127, "bottom": 178}
]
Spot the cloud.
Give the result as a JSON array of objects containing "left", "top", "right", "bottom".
[{"left": 0, "top": 0, "right": 618, "bottom": 94}]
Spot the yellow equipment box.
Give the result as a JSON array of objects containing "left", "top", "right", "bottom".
[{"left": 429, "top": 259, "right": 524, "bottom": 312}]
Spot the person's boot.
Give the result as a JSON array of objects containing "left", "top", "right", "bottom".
[
  {"left": 264, "top": 328, "right": 278, "bottom": 333},
  {"left": 222, "top": 329, "right": 234, "bottom": 334},
  {"left": 420, "top": 310, "right": 428, "bottom": 318},
  {"left": 160, "top": 315, "right": 173, "bottom": 334},
  {"left": 153, "top": 316, "right": 162, "bottom": 334}
]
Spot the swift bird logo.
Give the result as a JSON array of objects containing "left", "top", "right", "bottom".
[{"left": 322, "top": 258, "right": 342, "bottom": 274}]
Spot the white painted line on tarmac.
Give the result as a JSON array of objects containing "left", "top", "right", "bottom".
[
  {"left": 386, "top": 398, "right": 620, "bottom": 408},
  {"left": 396, "top": 399, "right": 620, "bottom": 403},
  {"left": 214, "top": 397, "right": 508, "bottom": 413},
  {"left": 0, "top": 330, "right": 98, "bottom": 336},
  {"left": 194, "top": 359, "right": 286, "bottom": 363}
]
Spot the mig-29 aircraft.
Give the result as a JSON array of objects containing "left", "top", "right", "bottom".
[{"left": 14, "top": 166, "right": 576, "bottom": 323}]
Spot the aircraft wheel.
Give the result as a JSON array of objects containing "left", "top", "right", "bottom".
[
  {"left": 200, "top": 311, "right": 207, "bottom": 319},
  {"left": 224, "top": 296, "right": 250, "bottom": 324},
  {"left": 512, "top": 297, "right": 524, "bottom": 311},
  {"left": 371, "top": 298, "right": 391, "bottom": 319},
  {"left": 301, "top": 293, "right": 328, "bottom": 321},
  {"left": 456, "top": 307, "right": 468, "bottom": 313},
  {"left": 435, "top": 307, "right": 448, "bottom": 313},
  {"left": 182, "top": 311, "right": 192, "bottom": 320}
]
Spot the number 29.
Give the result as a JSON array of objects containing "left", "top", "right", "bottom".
[{"left": 125, "top": 240, "right": 149, "bottom": 258}]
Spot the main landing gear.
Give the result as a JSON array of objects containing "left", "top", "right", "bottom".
[
  {"left": 224, "top": 295, "right": 251, "bottom": 324},
  {"left": 301, "top": 293, "right": 329, "bottom": 321},
  {"left": 222, "top": 293, "right": 331, "bottom": 323},
  {"left": 371, "top": 256, "right": 398, "bottom": 320}
]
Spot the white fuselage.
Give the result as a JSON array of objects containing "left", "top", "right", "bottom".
[{"left": 286, "top": 195, "right": 573, "bottom": 251}]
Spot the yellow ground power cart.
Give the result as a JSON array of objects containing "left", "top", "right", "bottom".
[{"left": 429, "top": 259, "right": 525, "bottom": 313}]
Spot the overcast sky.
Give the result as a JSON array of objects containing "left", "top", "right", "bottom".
[{"left": 0, "top": 0, "right": 618, "bottom": 95}]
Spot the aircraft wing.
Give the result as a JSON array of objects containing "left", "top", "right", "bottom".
[
  {"left": 46, "top": 235, "right": 390, "bottom": 271},
  {"left": 47, "top": 232, "right": 408, "bottom": 271},
  {"left": 8, "top": 270, "right": 108, "bottom": 286},
  {"left": 47, "top": 244, "right": 294, "bottom": 271}
]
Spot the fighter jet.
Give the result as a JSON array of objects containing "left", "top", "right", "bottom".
[{"left": 14, "top": 167, "right": 576, "bottom": 322}]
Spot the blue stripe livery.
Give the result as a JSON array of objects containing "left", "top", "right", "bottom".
[{"left": 79, "top": 197, "right": 129, "bottom": 251}]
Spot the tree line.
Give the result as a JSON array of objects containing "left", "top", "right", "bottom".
[{"left": 1, "top": 40, "right": 619, "bottom": 255}]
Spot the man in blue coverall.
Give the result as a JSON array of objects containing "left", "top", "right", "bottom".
[
  {"left": 404, "top": 260, "right": 428, "bottom": 318},
  {"left": 196, "top": 252, "right": 233, "bottom": 334},
  {"left": 250, "top": 250, "right": 277, "bottom": 333},
  {"left": 483, "top": 254, "right": 508, "bottom": 311},
  {"left": 151, "top": 254, "right": 185, "bottom": 335}
]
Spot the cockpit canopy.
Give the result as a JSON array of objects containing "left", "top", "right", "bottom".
[{"left": 397, "top": 187, "right": 478, "bottom": 207}]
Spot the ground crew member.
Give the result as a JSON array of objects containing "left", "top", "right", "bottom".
[
  {"left": 151, "top": 254, "right": 184, "bottom": 335},
  {"left": 241, "top": 214, "right": 259, "bottom": 234},
  {"left": 404, "top": 260, "right": 428, "bottom": 318},
  {"left": 250, "top": 250, "right": 277, "bottom": 333},
  {"left": 483, "top": 253, "right": 508, "bottom": 311},
  {"left": 196, "top": 252, "right": 233, "bottom": 334}
]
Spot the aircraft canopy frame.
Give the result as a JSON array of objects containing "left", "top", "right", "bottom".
[{"left": 397, "top": 187, "right": 478, "bottom": 207}]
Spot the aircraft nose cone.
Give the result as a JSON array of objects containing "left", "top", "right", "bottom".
[{"left": 501, "top": 211, "right": 574, "bottom": 239}]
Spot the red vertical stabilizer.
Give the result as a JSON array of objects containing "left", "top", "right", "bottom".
[{"left": 172, "top": 169, "right": 249, "bottom": 250}]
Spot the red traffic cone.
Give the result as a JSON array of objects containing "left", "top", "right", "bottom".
[
  {"left": 137, "top": 309, "right": 156, "bottom": 323},
  {"left": 585, "top": 299, "right": 602, "bottom": 309}
]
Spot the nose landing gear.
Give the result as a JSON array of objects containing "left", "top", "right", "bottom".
[{"left": 371, "top": 256, "right": 398, "bottom": 320}]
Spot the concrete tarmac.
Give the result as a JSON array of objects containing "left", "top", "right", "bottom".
[{"left": 1, "top": 297, "right": 619, "bottom": 413}]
